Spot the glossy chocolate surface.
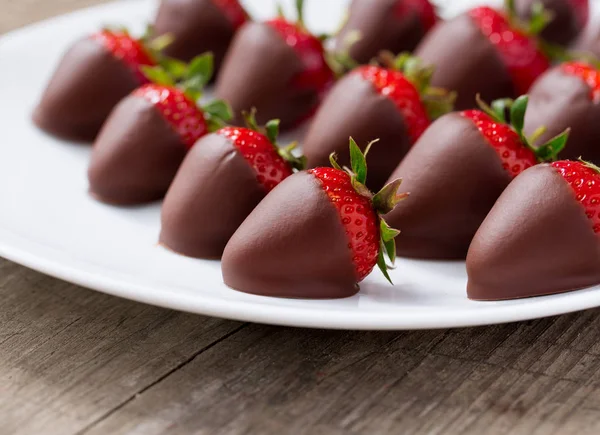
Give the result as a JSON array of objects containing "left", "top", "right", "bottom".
[
  {"left": 303, "top": 73, "right": 410, "bottom": 191},
  {"left": 515, "top": 0, "right": 584, "bottom": 45},
  {"left": 154, "top": 0, "right": 236, "bottom": 69},
  {"left": 33, "top": 37, "right": 139, "bottom": 142},
  {"left": 88, "top": 95, "right": 187, "bottom": 205},
  {"left": 222, "top": 171, "right": 359, "bottom": 299},
  {"left": 214, "top": 22, "right": 318, "bottom": 130},
  {"left": 160, "top": 133, "right": 266, "bottom": 259},
  {"left": 467, "top": 164, "right": 600, "bottom": 300},
  {"left": 415, "top": 13, "right": 515, "bottom": 110},
  {"left": 384, "top": 112, "right": 512, "bottom": 259},
  {"left": 525, "top": 66, "right": 600, "bottom": 163},
  {"left": 334, "top": 0, "right": 426, "bottom": 64}
]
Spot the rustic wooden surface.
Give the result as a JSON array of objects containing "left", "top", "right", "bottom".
[{"left": 3, "top": 1, "right": 600, "bottom": 434}]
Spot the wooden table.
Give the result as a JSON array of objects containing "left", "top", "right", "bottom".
[{"left": 2, "top": 2, "right": 600, "bottom": 434}]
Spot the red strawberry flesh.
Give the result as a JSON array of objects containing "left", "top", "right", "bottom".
[
  {"left": 468, "top": 7, "right": 549, "bottom": 95},
  {"left": 394, "top": 0, "right": 437, "bottom": 31},
  {"left": 217, "top": 127, "right": 293, "bottom": 192},
  {"left": 355, "top": 65, "right": 430, "bottom": 144},
  {"left": 211, "top": 0, "right": 248, "bottom": 29},
  {"left": 561, "top": 61, "right": 600, "bottom": 103},
  {"left": 266, "top": 18, "right": 334, "bottom": 96},
  {"left": 309, "top": 167, "right": 379, "bottom": 282},
  {"left": 91, "top": 31, "right": 155, "bottom": 84},
  {"left": 461, "top": 110, "right": 537, "bottom": 178},
  {"left": 133, "top": 84, "right": 208, "bottom": 149},
  {"left": 552, "top": 160, "right": 600, "bottom": 234}
]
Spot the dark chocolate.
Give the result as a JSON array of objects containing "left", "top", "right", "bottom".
[
  {"left": 333, "top": 0, "right": 426, "bottom": 64},
  {"left": 384, "top": 112, "right": 512, "bottom": 259},
  {"left": 515, "top": 0, "right": 585, "bottom": 46},
  {"left": 88, "top": 95, "right": 187, "bottom": 205},
  {"left": 154, "top": 0, "right": 236, "bottom": 69},
  {"left": 214, "top": 22, "right": 319, "bottom": 130},
  {"left": 303, "top": 73, "right": 410, "bottom": 191},
  {"left": 160, "top": 133, "right": 266, "bottom": 259},
  {"left": 467, "top": 164, "right": 600, "bottom": 300},
  {"left": 574, "top": 20, "right": 600, "bottom": 58},
  {"left": 33, "top": 37, "right": 139, "bottom": 142},
  {"left": 524, "top": 65, "right": 600, "bottom": 164},
  {"left": 415, "top": 13, "right": 515, "bottom": 110},
  {"left": 222, "top": 171, "right": 358, "bottom": 299}
]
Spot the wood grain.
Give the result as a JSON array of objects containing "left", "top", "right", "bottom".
[{"left": 3, "top": 1, "right": 600, "bottom": 434}]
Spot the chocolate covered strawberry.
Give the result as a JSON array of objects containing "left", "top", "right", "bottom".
[
  {"left": 384, "top": 95, "right": 569, "bottom": 259},
  {"left": 333, "top": 0, "right": 437, "bottom": 64},
  {"left": 153, "top": 0, "right": 249, "bottom": 67},
  {"left": 415, "top": 1, "right": 551, "bottom": 110},
  {"left": 88, "top": 53, "right": 232, "bottom": 205},
  {"left": 515, "top": 0, "right": 588, "bottom": 45},
  {"left": 524, "top": 61, "right": 600, "bottom": 164},
  {"left": 222, "top": 139, "right": 406, "bottom": 299},
  {"left": 303, "top": 52, "right": 454, "bottom": 191},
  {"left": 214, "top": 0, "right": 334, "bottom": 130},
  {"left": 33, "top": 28, "right": 170, "bottom": 142},
  {"left": 160, "top": 110, "right": 305, "bottom": 259},
  {"left": 467, "top": 160, "right": 600, "bottom": 300}
]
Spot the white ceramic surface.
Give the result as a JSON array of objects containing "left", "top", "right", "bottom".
[{"left": 1, "top": 0, "right": 599, "bottom": 330}]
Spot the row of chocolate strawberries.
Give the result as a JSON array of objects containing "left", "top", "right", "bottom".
[
  {"left": 32, "top": 0, "right": 600, "bottom": 300},
  {"left": 33, "top": 0, "right": 594, "bottom": 142}
]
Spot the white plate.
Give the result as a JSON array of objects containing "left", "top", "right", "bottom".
[{"left": 1, "top": 0, "right": 599, "bottom": 330}]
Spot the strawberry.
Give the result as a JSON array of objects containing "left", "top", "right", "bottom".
[
  {"left": 88, "top": 53, "right": 232, "bottom": 205},
  {"left": 214, "top": 0, "right": 334, "bottom": 130},
  {"left": 153, "top": 0, "right": 249, "bottom": 66},
  {"left": 160, "top": 110, "right": 305, "bottom": 259},
  {"left": 303, "top": 52, "right": 454, "bottom": 191},
  {"left": 514, "top": 0, "right": 588, "bottom": 45},
  {"left": 33, "top": 27, "right": 171, "bottom": 142},
  {"left": 384, "top": 94, "right": 569, "bottom": 259},
  {"left": 222, "top": 138, "right": 407, "bottom": 299},
  {"left": 467, "top": 159, "right": 600, "bottom": 301},
  {"left": 415, "top": 1, "right": 551, "bottom": 110},
  {"left": 333, "top": 0, "right": 437, "bottom": 64},
  {"left": 524, "top": 61, "right": 600, "bottom": 165}
]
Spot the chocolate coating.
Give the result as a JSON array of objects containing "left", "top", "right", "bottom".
[
  {"left": 467, "top": 164, "right": 600, "bottom": 300},
  {"left": 33, "top": 37, "right": 139, "bottom": 142},
  {"left": 303, "top": 73, "right": 410, "bottom": 191},
  {"left": 334, "top": 0, "right": 426, "bottom": 64},
  {"left": 214, "top": 22, "right": 318, "bottom": 130},
  {"left": 574, "top": 20, "right": 600, "bottom": 58},
  {"left": 222, "top": 171, "right": 358, "bottom": 299},
  {"left": 515, "top": 0, "right": 584, "bottom": 46},
  {"left": 160, "top": 133, "right": 266, "bottom": 259},
  {"left": 415, "top": 13, "right": 514, "bottom": 110},
  {"left": 88, "top": 95, "right": 187, "bottom": 205},
  {"left": 154, "top": 0, "right": 235, "bottom": 69},
  {"left": 384, "top": 113, "right": 512, "bottom": 259},
  {"left": 524, "top": 66, "right": 600, "bottom": 163}
]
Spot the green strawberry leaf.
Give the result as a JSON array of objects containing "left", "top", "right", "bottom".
[
  {"left": 349, "top": 137, "right": 367, "bottom": 185},
  {"left": 160, "top": 57, "right": 188, "bottom": 80},
  {"left": 509, "top": 95, "right": 528, "bottom": 135},
  {"left": 278, "top": 142, "right": 306, "bottom": 171},
  {"left": 377, "top": 243, "right": 394, "bottom": 285},
  {"left": 372, "top": 178, "right": 409, "bottom": 215},
  {"left": 186, "top": 53, "right": 214, "bottom": 88},
  {"left": 242, "top": 108, "right": 260, "bottom": 131},
  {"left": 380, "top": 218, "right": 401, "bottom": 243},
  {"left": 535, "top": 128, "right": 570, "bottom": 162},
  {"left": 140, "top": 65, "right": 175, "bottom": 86},
  {"left": 527, "top": 125, "right": 547, "bottom": 146},
  {"left": 204, "top": 100, "right": 232, "bottom": 122},
  {"left": 265, "top": 119, "right": 280, "bottom": 144},
  {"left": 295, "top": 0, "right": 305, "bottom": 27},
  {"left": 476, "top": 94, "right": 509, "bottom": 124},
  {"left": 329, "top": 153, "right": 342, "bottom": 171},
  {"left": 491, "top": 98, "right": 512, "bottom": 123},
  {"left": 528, "top": 1, "right": 553, "bottom": 35}
]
